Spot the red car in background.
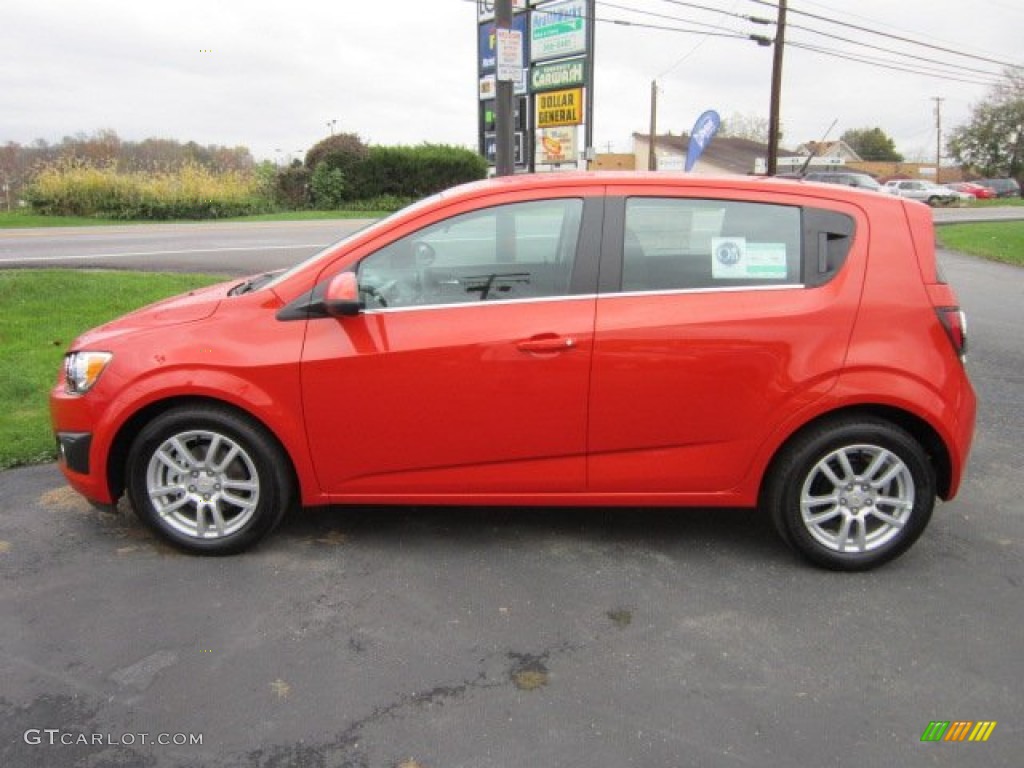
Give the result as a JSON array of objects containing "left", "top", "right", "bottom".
[
  {"left": 51, "top": 173, "right": 976, "bottom": 570},
  {"left": 947, "top": 181, "right": 996, "bottom": 199}
]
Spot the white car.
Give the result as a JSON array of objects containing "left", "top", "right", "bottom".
[{"left": 883, "top": 180, "right": 959, "bottom": 206}]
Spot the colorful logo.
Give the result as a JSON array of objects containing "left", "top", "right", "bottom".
[{"left": 921, "top": 721, "right": 997, "bottom": 742}]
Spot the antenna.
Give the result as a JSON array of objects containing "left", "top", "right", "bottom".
[{"left": 797, "top": 118, "right": 839, "bottom": 176}]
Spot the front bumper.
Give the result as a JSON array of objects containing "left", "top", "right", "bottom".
[{"left": 55, "top": 431, "right": 92, "bottom": 474}]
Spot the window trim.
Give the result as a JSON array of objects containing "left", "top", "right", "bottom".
[
  {"left": 351, "top": 196, "right": 603, "bottom": 312},
  {"left": 601, "top": 195, "right": 854, "bottom": 296}
]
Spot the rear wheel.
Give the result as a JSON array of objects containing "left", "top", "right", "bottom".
[
  {"left": 126, "top": 405, "right": 293, "bottom": 554},
  {"left": 765, "top": 417, "right": 935, "bottom": 570}
]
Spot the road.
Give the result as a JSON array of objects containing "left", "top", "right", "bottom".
[
  {"left": 931, "top": 204, "right": 1024, "bottom": 224},
  {"left": 0, "top": 219, "right": 374, "bottom": 274},
  {"left": 0, "top": 205, "right": 1020, "bottom": 273},
  {"left": 0, "top": 222, "right": 1022, "bottom": 767}
]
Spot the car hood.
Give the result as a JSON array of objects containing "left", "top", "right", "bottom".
[{"left": 72, "top": 279, "right": 233, "bottom": 347}]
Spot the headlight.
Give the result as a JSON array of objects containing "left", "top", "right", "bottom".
[{"left": 64, "top": 351, "right": 113, "bottom": 394}]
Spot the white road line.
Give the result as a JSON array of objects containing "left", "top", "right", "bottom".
[{"left": 0, "top": 243, "right": 329, "bottom": 264}]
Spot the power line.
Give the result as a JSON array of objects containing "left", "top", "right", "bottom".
[
  {"left": 464, "top": 0, "right": 1014, "bottom": 85},
  {"left": 747, "top": 0, "right": 1024, "bottom": 71},
  {"left": 786, "top": 41, "right": 1005, "bottom": 88},
  {"left": 782, "top": 20, "right": 1007, "bottom": 82}
]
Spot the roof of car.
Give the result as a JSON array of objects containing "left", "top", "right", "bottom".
[{"left": 446, "top": 171, "right": 906, "bottom": 209}]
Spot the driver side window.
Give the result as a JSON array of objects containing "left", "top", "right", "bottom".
[{"left": 357, "top": 198, "right": 583, "bottom": 309}]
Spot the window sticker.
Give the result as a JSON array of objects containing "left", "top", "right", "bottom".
[{"left": 711, "top": 237, "right": 787, "bottom": 280}]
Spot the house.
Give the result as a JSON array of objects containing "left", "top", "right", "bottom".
[
  {"left": 630, "top": 132, "right": 803, "bottom": 175},
  {"left": 794, "top": 140, "right": 863, "bottom": 164}
]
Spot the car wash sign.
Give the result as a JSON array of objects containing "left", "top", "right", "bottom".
[{"left": 531, "top": 56, "right": 585, "bottom": 92}]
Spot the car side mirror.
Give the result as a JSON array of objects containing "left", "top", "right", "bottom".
[{"left": 324, "top": 272, "right": 362, "bottom": 317}]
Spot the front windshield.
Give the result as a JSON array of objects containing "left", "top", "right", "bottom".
[{"left": 262, "top": 191, "right": 446, "bottom": 291}]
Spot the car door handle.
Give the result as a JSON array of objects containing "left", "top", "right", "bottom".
[{"left": 516, "top": 335, "right": 577, "bottom": 353}]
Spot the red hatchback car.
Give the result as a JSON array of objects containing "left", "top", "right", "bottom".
[{"left": 51, "top": 173, "right": 976, "bottom": 569}]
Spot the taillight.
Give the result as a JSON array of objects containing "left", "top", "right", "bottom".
[{"left": 936, "top": 307, "right": 967, "bottom": 362}]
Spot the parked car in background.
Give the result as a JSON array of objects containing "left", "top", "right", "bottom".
[
  {"left": 803, "top": 171, "right": 884, "bottom": 192},
  {"left": 975, "top": 178, "right": 1021, "bottom": 198},
  {"left": 50, "top": 173, "right": 976, "bottom": 570},
  {"left": 884, "top": 179, "right": 959, "bottom": 206},
  {"left": 941, "top": 186, "right": 976, "bottom": 205},
  {"left": 948, "top": 181, "right": 996, "bottom": 200}
]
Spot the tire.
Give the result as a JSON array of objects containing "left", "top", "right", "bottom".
[
  {"left": 126, "top": 405, "right": 294, "bottom": 555},
  {"left": 764, "top": 417, "right": 935, "bottom": 571}
]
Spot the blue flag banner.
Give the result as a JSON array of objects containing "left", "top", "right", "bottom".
[{"left": 685, "top": 110, "right": 721, "bottom": 172}]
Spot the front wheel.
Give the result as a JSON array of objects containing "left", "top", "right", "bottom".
[
  {"left": 764, "top": 417, "right": 936, "bottom": 570},
  {"left": 126, "top": 405, "right": 294, "bottom": 554}
]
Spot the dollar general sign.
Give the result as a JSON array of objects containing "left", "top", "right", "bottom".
[{"left": 536, "top": 88, "right": 583, "bottom": 128}]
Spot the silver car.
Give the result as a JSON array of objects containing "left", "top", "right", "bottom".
[{"left": 883, "top": 180, "right": 958, "bottom": 206}]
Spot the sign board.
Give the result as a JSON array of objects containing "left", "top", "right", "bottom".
[
  {"left": 477, "top": 0, "right": 528, "bottom": 22},
  {"left": 496, "top": 28, "right": 524, "bottom": 82},
  {"left": 478, "top": 15, "right": 529, "bottom": 72},
  {"left": 536, "top": 126, "right": 577, "bottom": 164},
  {"left": 484, "top": 131, "right": 526, "bottom": 166},
  {"left": 480, "top": 97, "right": 529, "bottom": 134},
  {"left": 530, "top": 56, "right": 585, "bottom": 92},
  {"left": 754, "top": 156, "right": 845, "bottom": 174},
  {"left": 480, "top": 73, "right": 526, "bottom": 99},
  {"left": 531, "top": 0, "right": 587, "bottom": 62},
  {"left": 658, "top": 155, "right": 685, "bottom": 172},
  {"left": 536, "top": 87, "right": 583, "bottom": 128}
]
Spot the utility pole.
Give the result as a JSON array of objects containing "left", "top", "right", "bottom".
[
  {"left": 495, "top": 0, "right": 515, "bottom": 177},
  {"left": 932, "top": 96, "right": 945, "bottom": 183},
  {"left": 766, "top": 0, "right": 787, "bottom": 175},
  {"left": 648, "top": 80, "right": 658, "bottom": 171}
]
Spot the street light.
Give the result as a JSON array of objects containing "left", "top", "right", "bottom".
[{"left": 326, "top": 120, "right": 337, "bottom": 136}]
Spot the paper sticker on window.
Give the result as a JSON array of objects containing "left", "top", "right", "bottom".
[{"left": 711, "top": 237, "right": 787, "bottom": 279}]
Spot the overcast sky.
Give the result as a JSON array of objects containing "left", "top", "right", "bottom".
[{"left": 2, "top": 0, "right": 1022, "bottom": 165}]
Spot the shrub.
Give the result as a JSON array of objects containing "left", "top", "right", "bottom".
[
  {"left": 346, "top": 144, "right": 487, "bottom": 200},
  {"left": 25, "top": 160, "right": 272, "bottom": 219},
  {"left": 305, "top": 133, "right": 369, "bottom": 176},
  {"left": 273, "top": 164, "right": 311, "bottom": 209},
  {"left": 310, "top": 162, "right": 347, "bottom": 208}
]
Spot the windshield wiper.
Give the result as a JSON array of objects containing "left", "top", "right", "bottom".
[{"left": 229, "top": 271, "right": 280, "bottom": 296}]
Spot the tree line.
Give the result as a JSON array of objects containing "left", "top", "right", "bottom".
[{"left": 1, "top": 130, "right": 487, "bottom": 218}]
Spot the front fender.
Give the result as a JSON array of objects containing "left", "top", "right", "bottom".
[{"left": 90, "top": 365, "right": 321, "bottom": 507}]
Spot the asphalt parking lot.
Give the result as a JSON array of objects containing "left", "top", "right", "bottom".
[{"left": 1, "top": 245, "right": 1021, "bottom": 767}]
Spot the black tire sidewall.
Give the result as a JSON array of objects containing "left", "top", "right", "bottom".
[
  {"left": 126, "top": 406, "right": 292, "bottom": 555},
  {"left": 772, "top": 419, "right": 936, "bottom": 571}
]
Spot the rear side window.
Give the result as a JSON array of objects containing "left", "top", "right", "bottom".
[{"left": 622, "top": 198, "right": 802, "bottom": 291}]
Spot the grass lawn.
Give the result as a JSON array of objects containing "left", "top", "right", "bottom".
[
  {"left": 0, "top": 270, "right": 222, "bottom": 469},
  {"left": 936, "top": 221, "right": 1024, "bottom": 266},
  {"left": 0, "top": 209, "right": 389, "bottom": 228}
]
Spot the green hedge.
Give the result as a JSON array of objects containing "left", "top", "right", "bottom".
[{"left": 346, "top": 144, "right": 487, "bottom": 201}]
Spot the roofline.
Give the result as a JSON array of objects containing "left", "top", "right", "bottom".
[{"left": 442, "top": 171, "right": 911, "bottom": 211}]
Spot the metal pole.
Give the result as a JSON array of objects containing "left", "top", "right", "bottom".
[
  {"left": 584, "top": 0, "right": 596, "bottom": 169},
  {"left": 933, "top": 97, "right": 944, "bottom": 183},
  {"left": 495, "top": 0, "right": 515, "bottom": 177},
  {"left": 648, "top": 80, "right": 658, "bottom": 171},
  {"left": 767, "top": 0, "right": 787, "bottom": 176}
]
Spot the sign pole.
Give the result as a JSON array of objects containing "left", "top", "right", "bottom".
[{"left": 495, "top": 0, "right": 515, "bottom": 177}]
